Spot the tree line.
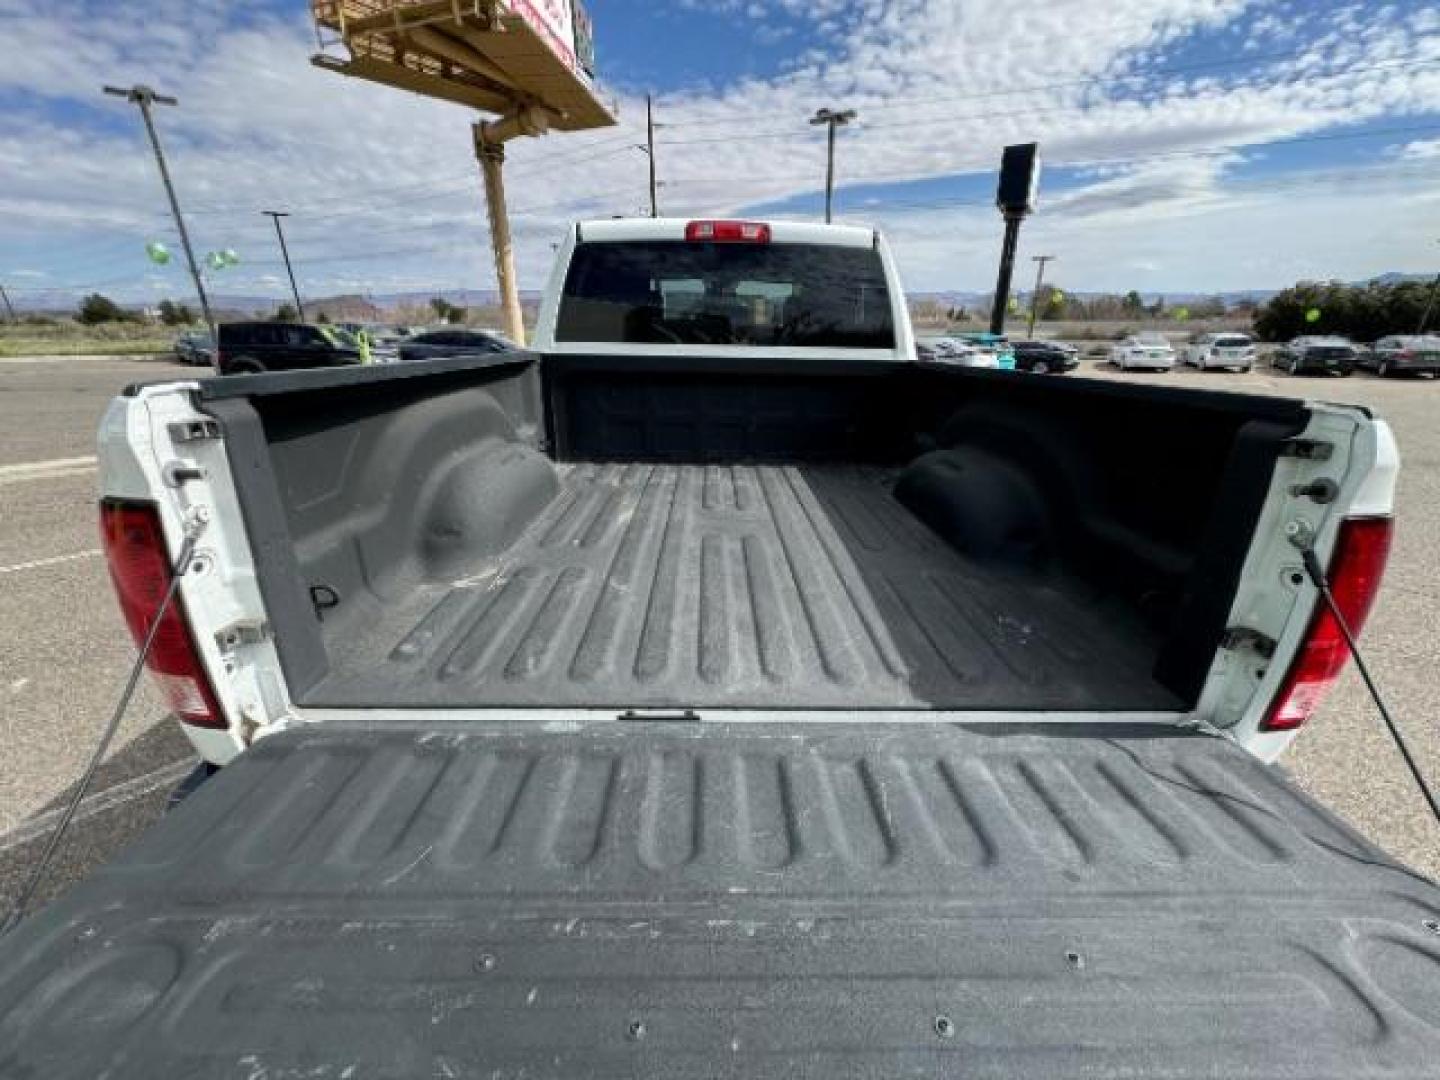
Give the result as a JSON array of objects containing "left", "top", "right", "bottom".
[
  {"left": 65, "top": 279, "right": 1439, "bottom": 343},
  {"left": 1253, "top": 280, "right": 1438, "bottom": 342}
]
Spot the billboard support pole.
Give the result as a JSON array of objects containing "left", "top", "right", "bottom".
[{"left": 474, "top": 108, "right": 550, "bottom": 347}]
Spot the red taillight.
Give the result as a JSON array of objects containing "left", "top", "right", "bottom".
[
  {"left": 685, "top": 219, "right": 771, "bottom": 243},
  {"left": 1261, "top": 517, "right": 1393, "bottom": 732},
  {"left": 100, "top": 501, "right": 225, "bottom": 729}
]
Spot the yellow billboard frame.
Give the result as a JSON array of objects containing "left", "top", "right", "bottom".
[{"left": 311, "top": 1, "right": 618, "bottom": 343}]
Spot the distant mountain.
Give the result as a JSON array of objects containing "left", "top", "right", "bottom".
[{"left": 1358, "top": 272, "right": 1434, "bottom": 287}]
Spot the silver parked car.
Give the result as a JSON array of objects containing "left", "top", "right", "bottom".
[
  {"left": 1360, "top": 335, "right": 1440, "bottom": 377},
  {"left": 1183, "top": 332, "right": 1255, "bottom": 372}
]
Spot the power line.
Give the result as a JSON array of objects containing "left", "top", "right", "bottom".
[
  {"left": 655, "top": 55, "right": 1440, "bottom": 149},
  {"left": 22, "top": 122, "right": 1440, "bottom": 295},
  {"left": 843, "top": 155, "right": 1440, "bottom": 216},
  {"left": 180, "top": 140, "right": 642, "bottom": 221},
  {"left": 26, "top": 146, "right": 1438, "bottom": 295},
  {"left": 661, "top": 120, "right": 1440, "bottom": 207},
  {"left": 38, "top": 52, "right": 1436, "bottom": 243},
  {"left": 159, "top": 51, "right": 1440, "bottom": 223},
  {"left": 664, "top": 41, "right": 1440, "bottom": 132}
]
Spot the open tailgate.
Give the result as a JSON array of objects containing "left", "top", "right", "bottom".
[{"left": 3, "top": 723, "right": 1439, "bottom": 1078}]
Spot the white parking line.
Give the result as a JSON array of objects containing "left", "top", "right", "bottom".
[
  {"left": 0, "top": 758, "right": 196, "bottom": 853},
  {"left": 0, "top": 455, "right": 98, "bottom": 486},
  {"left": 0, "top": 549, "right": 103, "bottom": 575}
]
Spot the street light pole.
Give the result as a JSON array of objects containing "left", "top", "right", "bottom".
[
  {"left": 1418, "top": 241, "right": 1440, "bottom": 335},
  {"left": 646, "top": 95, "right": 659, "bottom": 218},
  {"left": 1027, "top": 255, "right": 1056, "bottom": 339},
  {"left": 809, "top": 107, "right": 856, "bottom": 223},
  {"left": 1420, "top": 272, "right": 1440, "bottom": 335},
  {"left": 102, "top": 84, "right": 215, "bottom": 341},
  {"left": 262, "top": 211, "right": 305, "bottom": 321}
]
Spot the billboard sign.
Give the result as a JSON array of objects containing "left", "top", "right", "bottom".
[
  {"left": 572, "top": 0, "right": 596, "bottom": 76},
  {"left": 508, "top": 0, "right": 578, "bottom": 71}
]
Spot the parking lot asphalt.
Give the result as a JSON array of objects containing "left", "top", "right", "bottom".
[{"left": 1, "top": 352, "right": 1437, "bottom": 920}]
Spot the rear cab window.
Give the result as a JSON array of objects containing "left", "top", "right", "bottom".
[{"left": 554, "top": 240, "right": 896, "bottom": 349}]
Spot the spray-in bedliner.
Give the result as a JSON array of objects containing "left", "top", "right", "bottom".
[{"left": 303, "top": 463, "right": 1180, "bottom": 711}]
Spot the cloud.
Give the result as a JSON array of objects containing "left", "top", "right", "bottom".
[
  {"left": 1, "top": 0, "right": 1437, "bottom": 301},
  {"left": 1396, "top": 137, "right": 1440, "bottom": 159}
]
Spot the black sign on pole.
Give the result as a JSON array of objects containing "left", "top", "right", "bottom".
[{"left": 989, "top": 142, "right": 1041, "bottom": 335}]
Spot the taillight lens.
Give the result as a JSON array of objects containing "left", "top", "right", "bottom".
[
  {"left": 685, "top": 219, "right": 771, "bottom": 243},
  {"left": 1261, "top": 517, "right": 1393, "bottom": 732},
  {"left": 100, "top": 501, "right": 225, "bottom": 729}
]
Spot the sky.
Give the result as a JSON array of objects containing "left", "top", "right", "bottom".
[{"left": 1, "top": 0, "right": 1438, "bottom": 308}]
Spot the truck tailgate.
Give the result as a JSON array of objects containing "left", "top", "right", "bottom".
[{"left": 3, "top": 723, "right": 1438, "bottom": 1078}]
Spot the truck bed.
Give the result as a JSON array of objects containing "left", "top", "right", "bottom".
[
  {"left": 307, "top": 462, "right": 1178, "bottom": 711},
  {"left": 4, "top": 722, "right": 1439, "bottom": 1077}
]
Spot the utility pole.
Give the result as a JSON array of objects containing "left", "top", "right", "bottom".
[
  {"left": 810, "top": 107, "right": 856, "bottom": 223},
  {"left": 1420, "top": 271, "right": 1440, "bottom": 335},
  {"left": 102, "top": 85, "right": 215, "bottom": 341},
  {"left": 646, "top": 94, "right": 659, "bottom": 218},
  {"left": 1027, "top": 255, "right": 1056, "bottom": 339},
  {"left": 0, "top": 284, "right": 15, "bottom": 323},
  {"left": 262, "top": 211, "right": 305, "bottom": 321},
  {"left": 1418, "top": 243, "right": 1440, "bottom": 334}
]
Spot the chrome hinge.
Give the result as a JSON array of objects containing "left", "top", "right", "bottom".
[{"left": 1221, "top": 626, "right": 1277, "bottom": 660}]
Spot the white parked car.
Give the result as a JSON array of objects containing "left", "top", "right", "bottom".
[
  {"left": 1184, "top": 332, "right": 1256, "bottom": 372},
  {"left": 1111, "top": 332, "right": 1177, "bottom": 371}
]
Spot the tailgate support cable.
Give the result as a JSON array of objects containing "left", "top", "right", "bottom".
[
  {"left": 1, "top": 526, "right": 203, "bottom": 938},
  {"left": 1301, "top": 545, "right": 1440, "bottom": 835}
]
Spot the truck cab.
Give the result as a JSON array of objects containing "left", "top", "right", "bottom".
[{"left": 533, "top": 217, "right": 917, "bottom": 363}]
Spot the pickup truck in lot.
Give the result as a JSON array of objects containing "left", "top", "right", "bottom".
[{"left": 3, "top": 218, "right": 1436, "bottom": 1079}]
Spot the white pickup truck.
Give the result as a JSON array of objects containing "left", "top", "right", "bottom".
[{"left": 3, "top": 219, "right": 1433, "bottom": 1080}]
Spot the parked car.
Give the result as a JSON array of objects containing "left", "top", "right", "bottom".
[
  {"left": 1359, "top": 334, "right": 1440, "bottom": 377},
  {"left": 916, "top": 335, "right": 998, "bottom": 368},
  {"left": 1011, "top": 338, "right": 1079, "bottom": 374},
  {"left": 955, "top": 330, "right": 1016, "bottom": 370},
  {"left": 1183, "top": 332, "right": 1255, "bottom": 372},
  {"left": 29, "top": 216, "right": 1427, "bottom": 1080},
  {"left": 215, "top": 321, "right": 362, "bottom": 376},
  {"left": 365, "top": 325, "right": 411, "bottom": 364},
  {"left": 1110, "top": 332, "right": 1176, "bottom": 371},
  {"left": 398, "top": 328, "right": 518, "bottom": 362},
  {"left": 1273, "top": 336, "right": 1357, "bottom": 376},
  {"left": 173, "top": 329, "right": 214, "bottom": 366}
]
